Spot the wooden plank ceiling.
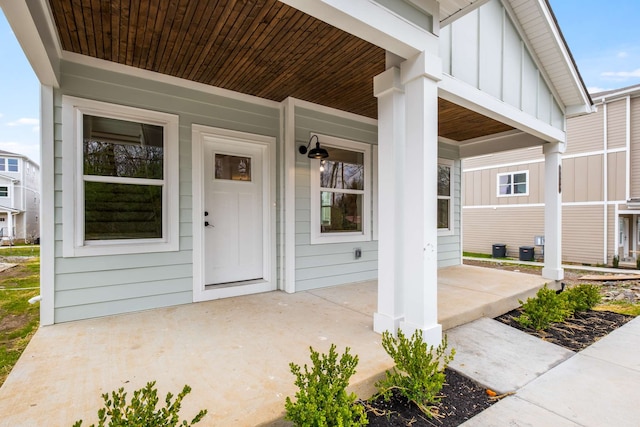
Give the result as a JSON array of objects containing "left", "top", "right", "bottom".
[{"left": 48, "top": 0, "right": 513, "bottom": 142}]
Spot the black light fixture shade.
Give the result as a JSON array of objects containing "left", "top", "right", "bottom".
[{"left": 299, "top": 134, "right": 329, "bottom": 159}]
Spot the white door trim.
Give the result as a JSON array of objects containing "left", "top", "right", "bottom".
[{"left": 192, "top": 124, "right": 276, "bottom": 302}]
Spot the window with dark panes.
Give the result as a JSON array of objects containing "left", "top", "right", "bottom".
[
  {"left": 83, "top": 115, "right": 164, "bottom": 240},
  {"left": 438, "top": 162, "right": 451, "bottom": 230},
  {"left": 319, "top": 146, "right": 364, "bottom": 234},
  {"left": 0, "top": 186, "right": 7, "bottom": 197},
  {"left": 497, "top": 171, "right": 528, "bottom": 196}
]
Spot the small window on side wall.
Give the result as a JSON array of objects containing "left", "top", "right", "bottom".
[
  {"left": 62, "top": 96, "right": 179, "bottom": 257},
  {"left": 310, "top": 135, "right": 371, "bottom": 244},
  {"left": 497, "top": 171, "right": 529, "bottom": 197},
  {"left": 438, "top": 159, "right": 454, "bottom": 236}
]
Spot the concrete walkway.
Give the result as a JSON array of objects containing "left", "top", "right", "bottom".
[{"left": 450, "top": 316, "right": 640, "bottom": 427}]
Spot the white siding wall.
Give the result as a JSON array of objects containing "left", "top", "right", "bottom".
[
  {"left": 53, "top": 60, "right": 281, "bottom": 322},
  {"left": 441, "top": 0, "right": 562, "bottom": 130}
]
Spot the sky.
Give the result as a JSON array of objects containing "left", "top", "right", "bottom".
[{"left": 0, "top": 2, "right": 639, "bottom": 165}]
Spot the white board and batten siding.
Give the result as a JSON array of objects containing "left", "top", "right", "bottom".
[
  {"left": 440, "top": 0, "right": 563, "bottom": 130},
  {"left": 293, "top": 107, "right": 379, "bottom": 291},
  {"left": 53, "top": 60, "right": 280, "bottom": 322}
]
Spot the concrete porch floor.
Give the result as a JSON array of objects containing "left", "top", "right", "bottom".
[{"left": 0, "top": 264, "right": 548, "bottom": 426}]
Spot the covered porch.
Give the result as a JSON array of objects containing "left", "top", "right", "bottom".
[
  {"left": 0, "top": 0, "right": 591, "bottom": 335},
  {"left": 0, "top": 265, "right": 548, "bottom": 426}
]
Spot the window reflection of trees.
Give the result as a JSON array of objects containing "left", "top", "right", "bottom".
[
  {"left": 83, "top": 126, "right": 163, "bottom": 179},
  {"left": 319, "top": 148, "right": 364, "bottom": 233},
  {"left": 82, "top": 116, "right": 165, "bottom": 240}
]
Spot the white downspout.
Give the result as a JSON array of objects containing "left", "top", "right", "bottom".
[
  {"left": 603, "top": 101, "right": 609, "bottom": 264},
  {"left": 626, "top": 96, "right": 633, "bottom": 261},
  {"left": 626, "top": 96, "right": 631, "bottom": 202}
]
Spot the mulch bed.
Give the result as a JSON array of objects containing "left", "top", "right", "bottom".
[
  {"left": 495, "top": 308, "right": 634, "bottom": 352},
  {"left": 362, "top": 309, "right": 635, "bottom": 426},
  {"left": 362, "top": 369, "right": 496, "bottom": 427}
]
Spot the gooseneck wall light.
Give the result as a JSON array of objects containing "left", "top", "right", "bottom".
[{"left": 299, "top": 134, "right": 329, "bottom": 159}]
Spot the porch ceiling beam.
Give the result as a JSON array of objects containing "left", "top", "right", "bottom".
[
  {"left": 278, "top": 0, "right": 438, "bottom": 58},
  {"left": 439, "top": 73, "right": 565, "bottom": 144},
  {"left": 0, "top": 0, "right": 61, "bottom": 87},
  {"left": 458, "top": 130, "right": 545, "bottom": 158}
]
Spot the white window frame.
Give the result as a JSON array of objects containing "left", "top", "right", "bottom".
[
  {"left": 496, "top": 170, "right": 529, "bottom": 197},
  {"left": 62, "top": 96, "right": 179, "bottom": 257},
  {"left": 310, "top": 134, "right": 371, "bottom": 244},
  {"left": 438, "top": 158, "right": 454, "bottom": 237}
]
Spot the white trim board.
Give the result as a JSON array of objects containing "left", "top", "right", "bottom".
[
  {"left": 39, "top": 85, "right": 55, "bottom": 326},
  {"left": 191, "top": 124, "right": 277, "bottom": 302}
]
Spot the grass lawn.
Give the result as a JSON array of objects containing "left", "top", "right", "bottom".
[{"left": 0, "top": 246, "right": 40, "bottom": 387}]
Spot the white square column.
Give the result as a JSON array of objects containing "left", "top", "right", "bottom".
[
  {"left": 373, "top": 67, "right": 405, "bottom": 334},
  {"left": 398, "top": 51, "right": 442, "bottom": 344},
  {"left": 542, "top": 141, "right": 566, "bottom": 281}
]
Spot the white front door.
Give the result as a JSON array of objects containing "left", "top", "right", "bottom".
[
  {"left": 620, "top": 217, "right": 630, "bottom": 260},
  {"left": 203, "top": 140, "right": 264, "bottom": 285}
]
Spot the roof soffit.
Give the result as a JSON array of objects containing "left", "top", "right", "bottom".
[{"left": 504, "top": 0, "right": 592, "bottom": 113}]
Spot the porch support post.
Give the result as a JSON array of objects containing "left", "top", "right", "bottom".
[
  {"left": 399, "top": 51, "right": 442, "bottom": 344},
  {"left": 542, "top": 141, "right": 565, "bottom": 281},
  {"left": 6, "top": 211, "right": 14, "bottom": 242},
  {"left": 373, "top": 67, "right": 405, "bottom": 334}
]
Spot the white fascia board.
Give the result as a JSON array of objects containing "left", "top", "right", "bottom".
[
  {"left": 566, "top": 103, "right": 597, "bottom": 117},
  {"left": 279, "top": 0, "right": 438, "bottom": 58},
  {"left": 439, "top": 73, "right": 565, "bottom": 143},
  {"left": 593, "top": 87, "right": 640, "bottom": 103},
  {"left": 459, "top": 130, "right": 546, "bottom": 158},
  {"left": 0, "top": 0, "right": 60, "bottom": 87},
  {"left": 532, "top": 0, "right": 592, "bottom": 110}
]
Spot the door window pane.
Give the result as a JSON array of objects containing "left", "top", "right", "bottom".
[
  {"left": 215, "top": 154, "right": 252, "bottom": 181},
  {"left": 84, "top": 182, "right": 162, "bottom": 240}
]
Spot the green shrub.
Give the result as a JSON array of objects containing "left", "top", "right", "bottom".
[
  {"left": 375, "top": 330, "right": 455, "bottom": 416},
  {"left": 285, "top": 344, "right": 368, "bottom": 427},
  {"left": 564, "top": 284, "right": 601, "bottom": 312},
  {"left": 72, "top": 381, "right": 207, "bottom": 427},
  {"left": 613, "top": 255, "right": 620, "bottom": 268},
  {"left": 517, "top": 285, "right": 572, "bottom": 331}
]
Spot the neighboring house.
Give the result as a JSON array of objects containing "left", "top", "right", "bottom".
[
  {"left": 2, "top": 0, "right": 591, "bottom": 343},
  {"left": 462, "top": 84, "right": 640, "bottom": 266},
  {"left": 0, "top": 150, "right": 40, "bottom": 244}
]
